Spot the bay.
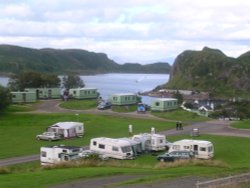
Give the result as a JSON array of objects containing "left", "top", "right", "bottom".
[
  {"left": 0, "top": 73, "right": 169, "bottom": 105},
  {"left": 80, "top": 73, "right": 169, "bottom": 104}
]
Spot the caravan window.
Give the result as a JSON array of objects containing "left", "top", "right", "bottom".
[
  {"left": 200, "top": 147, "right": 206, "bottom": 152},
  {"left": 93, "top": 141, "right": 97, "bottom": 146},
  {"left": 112, "top": 146, "right": 119, "bottom": 152},
  {"left": 184, "top": 146, "right": 190, "bottom": 149},
  {"left": 208, "top": 146, "right": 213, "bottom": 152},
  {"left": 99, "top": 144, "right": 105, "bottom": 149},
  {"left": 159, "top": 139, "right": 164, "bottom": 144},
  {"left": 121, "top": 146, "right": 131, "bottom": 153},
  {"left": 41, "top": 151, "right": 47, "bottom": 157},
  {"left": 78, "top": 126, "right": 82, "bottom": 130},
  {"left": 172, "top": 145, "right": 180, "bottom": 150}
]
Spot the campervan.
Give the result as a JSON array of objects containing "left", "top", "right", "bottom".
[
  {"left": 40, "top": 145, "right": 83, "bottom": 165},
  {"left": 89, "top": 137, "right": 134, "bottom": 159},
  {"left": 47, "top": 122, "right": 84, "bottom": 138},
  {"left": 168, "top": 139, "right": 214, "bottom": 159},
  {"left": 131, "top": 133, "right": 167, "bottom": 152}
]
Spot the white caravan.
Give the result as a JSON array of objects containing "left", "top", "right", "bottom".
[
  {"left": 118, "top": 137, "right": 142, "bottom": 156},
  {"left": 47, "top": 122, "right": 84, "bottom": 138},
  {"left": 132, "top": 133, "right": 167, "bottom": 152},
  {"left": 168, "top": 139, "right": 214, "bottom": 159},
  {"left": 40, "top": 145, "right": 83, "bottom": 165},
  {"left": 89, "top": 137, "right": 133, "bottom": 159}
]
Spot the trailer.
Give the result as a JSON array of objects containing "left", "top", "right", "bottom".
[
  {"left": 118, "top": 138, "right": 142, "bottom": 156},
  {"left": 47, "top": 122, "right": 84, "bottom": 138},
  {"left": 89, "top": 137, "right": 134, "bottom": 159},
  {"left": 131, "top": 133, "right": 167, "bottom": 152},
  {"left": 40, "top": 145, "right": 83, "bottom": 166},
  {"left": 168, "top": 139, "right": 214, "bottom": 159}
]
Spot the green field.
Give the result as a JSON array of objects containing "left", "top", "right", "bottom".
[
  {"left": 1, "top": 135, "right": 250, "bottom": 188},
  {"left": 1, "top": 103, "right": 250, "bottom": 187},
  {"left": 59, "top": 99, "right": 98, "bottom": 110},
  {"left": 231, "top": 119, "right": 250, "bottom": 129},
  {"left": 0, "top": 112, "right": 174, "bottom": 159}
]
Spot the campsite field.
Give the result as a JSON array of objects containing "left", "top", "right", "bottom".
[
  {"left": 0, "top": 112, "right": 174, "bottom": 159},
  {"left": 1, "top": 104, "right": 250, "bottom": 187},
  {"left": 59, "top": 99, "right": 98, "bottom": 110},
  {"left": 231, "top": 119, "right": 250, "bottom": 129},
  {"left": 1, "top": 135, "right": 250, "bottom": 188}
]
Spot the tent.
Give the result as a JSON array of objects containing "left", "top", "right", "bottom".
[{"left": 47, "top": 122, "right": 84, "bottom": 138}]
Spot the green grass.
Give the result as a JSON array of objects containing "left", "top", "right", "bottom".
[
  {"left": 1, "top": 106, "right": 250, "bottom": 187},
  {"left": 0, "top": 113, "right": 173, "bottom": 159},
  {"left": 5, "top": 103, "right": 39, "bottom": 112},
  {"left": 59, "top": 99, "right": 98, "bottom": 110},
  {"left": 151, "top": 108, "right": 210, "bottom": 123},
  {"left": 111, "top": 105, "right": 137, "bottom": 113},
  {"left": 2, "top": 134, "right": 250, "bottom": 187},
  {"left": 231, "top": 119, "right": 250, "bottom": 129}
]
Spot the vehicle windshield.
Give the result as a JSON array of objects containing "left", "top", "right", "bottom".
[{"left": 121, "top": 146, "right": 132, "bottom": 153}]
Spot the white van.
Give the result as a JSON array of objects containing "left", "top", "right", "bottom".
[
  {"left": 168, "top": 139, "right": 214, "bottom": 159},
  {"left": 89, "top": 137, "right": 134, "bottom": 159}
]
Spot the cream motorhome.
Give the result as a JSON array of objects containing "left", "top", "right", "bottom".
[
  {"left": 89, "top": 137, "right": 133, "bottom": 159},
  {"left": 168, "top": 139, "right": 214, "bottom": 159},
  {"left": 131, "top": 133, "right": 167, "bottom": 152},
  {"left": 40, "top": 145, "right": 83, "bottom": 165}
]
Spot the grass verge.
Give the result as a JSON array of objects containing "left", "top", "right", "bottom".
[
  {"left": 59, "top": 99, "right": 98, "bottom": 110},
  {"left": 231, "top": 119, "right": 250, "bottom": 129}
]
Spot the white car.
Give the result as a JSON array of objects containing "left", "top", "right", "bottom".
[{"left": 36, "top": 132, "right": 61, "bottom": 141}]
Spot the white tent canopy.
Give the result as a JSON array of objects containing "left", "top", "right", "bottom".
[{"left": 47, "top": 122, "right": 84, "bottom": 138}]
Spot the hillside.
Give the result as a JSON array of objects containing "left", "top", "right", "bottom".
[
  {"left": 166, "top": 47, "right": 250, "bottom": 98},
  {"left": 0, "top": 45, "right": 171, "bottom": 75}
]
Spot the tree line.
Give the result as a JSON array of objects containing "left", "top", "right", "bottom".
[{"left": 0, "top": 71, "right": 85, "bottom": 112}]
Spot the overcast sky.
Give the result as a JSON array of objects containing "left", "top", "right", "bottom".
[{"left": 0, "top": 0, "right": 250, "bottom": 64}]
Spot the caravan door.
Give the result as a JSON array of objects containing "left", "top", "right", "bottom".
[{"left": 193, "top": 145, "right": 198, "bottom": 156}]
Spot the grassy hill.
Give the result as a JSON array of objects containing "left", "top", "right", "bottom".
[
  {"left": 0, "top": 45, "right": 171, "bottom": 75},
  {"left": 166, "top": 47, "right": 250, "bottom": 98}
]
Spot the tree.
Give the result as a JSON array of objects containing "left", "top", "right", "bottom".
[
  {"left": 8, "top": 72, "right": 60, "bottom": 91},
  {"left": 0, "top": 86, "right": 11, "bottom": 112},
  {"left": 173, "top": 90, "right": 183, "bottom": 104},
  {"left": 62, "top": 75, "right": 85, "bottom": 90}
]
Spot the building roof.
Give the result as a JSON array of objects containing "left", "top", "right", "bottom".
[
  {"left": 70, "top": 88, "right": 97, "bottom": 91},
  {"left": 112, "top": 93, "right": 136, "bottom": 96},
  {"left": 153, "top": 98, "right": 177, "bottom": 102}
]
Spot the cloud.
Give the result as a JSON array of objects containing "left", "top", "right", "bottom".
[{"left": 0, "top": 0, "right": 250, "bottom": 64}]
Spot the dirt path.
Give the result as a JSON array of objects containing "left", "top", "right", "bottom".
[{"left": 51, "top": 175, "right": 208, "bottom": 188}]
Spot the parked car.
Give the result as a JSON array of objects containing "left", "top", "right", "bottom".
[
  {"left": 156, "top": 151, "right": 194, "bottom": 162},
  {"left": 36, "top": 132, "right": 61, "bottom": 141},
  {"left": 97, "top": 101, "right": 112, "bottom": 110}
]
